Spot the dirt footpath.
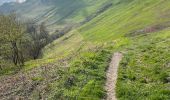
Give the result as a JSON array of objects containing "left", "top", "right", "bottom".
[{"left": 105, "top": 52, "right": 123, "bottom": 100}]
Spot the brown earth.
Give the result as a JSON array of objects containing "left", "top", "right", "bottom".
[{"left": 105, "top": 52, "right": 123, "bottom": 100}]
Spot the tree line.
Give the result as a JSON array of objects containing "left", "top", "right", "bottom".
[{"left": 0, "top": 13, "right": 50, "bottom": 69}]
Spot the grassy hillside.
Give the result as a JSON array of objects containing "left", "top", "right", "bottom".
[
  {"left": 43, "top": 0, "right": 170, "bottom": 61},
  {"left": 0, "top": 0, "right": 170, "bottom": 99},
  {"left": 117, "top": 28, "right": 170, "bottom": 100},
  {"left": 41, "top": 0, "right": 170, "bottom": 99},
  {"left": 0, "top": 0, "right": 111, "bottom": 32}
]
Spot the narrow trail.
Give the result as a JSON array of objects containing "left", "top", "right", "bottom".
[{"left": 105, "top": 52, "right": 123, "bottom": 100}]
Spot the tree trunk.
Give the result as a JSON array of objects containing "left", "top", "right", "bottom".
[
  {"left": 11, "top": 41, "right": 24, "bottom": 67},
  {"left": 0, "top": 65, "right": 2, "bottom": 70}
]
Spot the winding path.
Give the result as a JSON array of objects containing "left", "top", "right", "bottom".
[{"left": 105, "top": 52, "right": 123, "bottom": 100}]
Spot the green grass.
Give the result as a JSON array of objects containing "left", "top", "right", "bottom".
[
  {"left": 47, "top": 48, "right": 112, "bottom": 99},
  {"left": 42, "top": 0, "right": 170, "bottom": 64},
  {"left": 78, "top": 0, "right": 170, "bottom": 42},
  {"left": 117, "top": 30, "right": 170, "bottom": 100},
  {"left": 41, "top": 0, "right": 170, "bottom": 99},
  {"left": 42, "top": 36, "right": 129, "bottom": 99},
  {"left": 1, "top": 0, "right": 170, "bottom": 99}
]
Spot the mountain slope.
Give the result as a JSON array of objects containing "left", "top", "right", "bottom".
[
  {"left": 0, "top": 0, "right": 170, "bottom": 99},
  {"left": 0, "top": 0, "right": 111, "bottom": 32},
  {"left": 42, "top": 0, "right": 170, "bottom": 99}
]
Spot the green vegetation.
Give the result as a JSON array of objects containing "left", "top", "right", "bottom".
[
  {"left": 0, "top": 14, "right": 50, "bottom": 75},
  {"left": 117, "top": 30, "right": 170, "bottom": 100},
  {"left": 0, "top": 0, "right": 111, "bottom": 31},
  {"left": 0, "top": 13, "right": 25, "bottom": 67},
  {"left": 48, "top": 48, "right": 112, "bottom": 99},
  {"left": 43, "top": 0, "right": 170, "bottom": 99},
  {"left": 0, "top": 0, "right": 170, "bottom": 99}
]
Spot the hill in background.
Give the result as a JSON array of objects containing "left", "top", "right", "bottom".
[
  {"left": 0, "top": 0, "right": 170, "bottom": 99},
  {"left": 0, "top": 0, "right": 112, "bottom": 32}
]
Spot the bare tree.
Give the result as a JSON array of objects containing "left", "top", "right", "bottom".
[{"left": 25, "top": 21, "right": 50, "bottom": 59}]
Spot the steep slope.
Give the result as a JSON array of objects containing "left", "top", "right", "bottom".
[
  {"left": 42, "top": 0, "right": 170, "bottom": 99},
  {"left": 0, "top": 0, "right": 170, "bottom": 99},
  {"left": 0, "top": 0, "right": 111, "bottom": 32}
]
